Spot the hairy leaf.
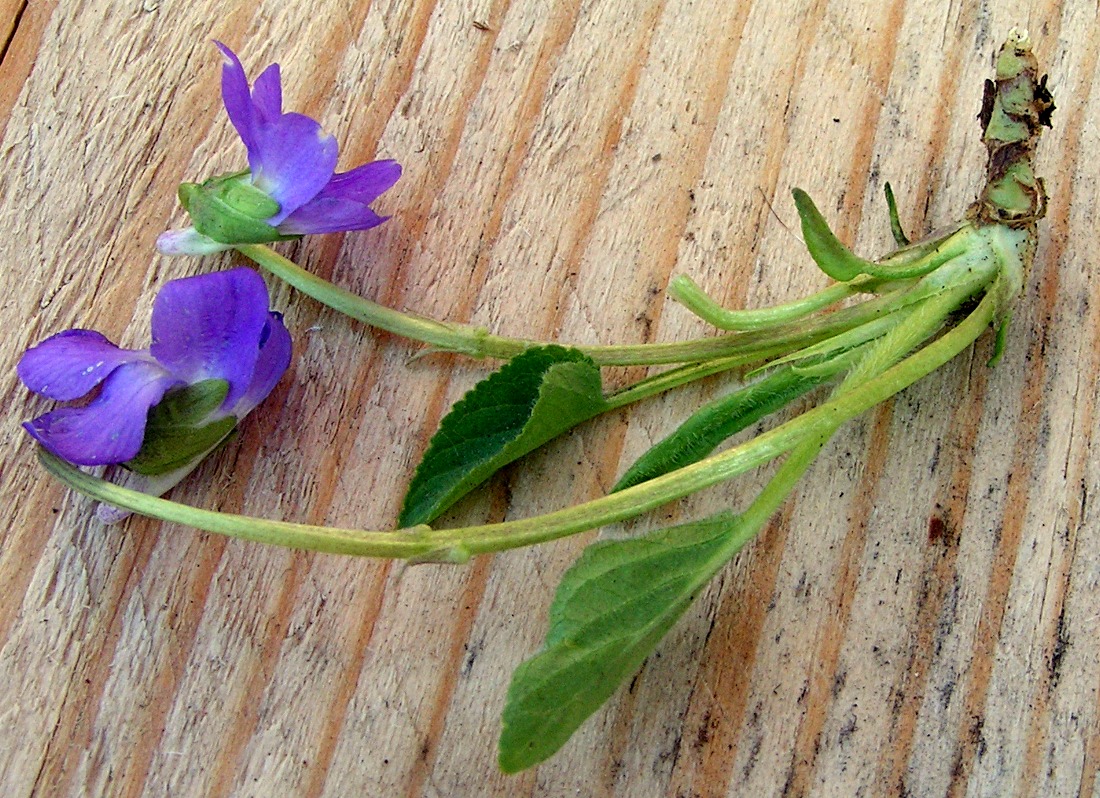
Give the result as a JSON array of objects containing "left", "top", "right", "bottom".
[
  {"left": 613, "top": 365, "right": 829, "bottom": 491},
  {"left": 499, "top": 512, "right": 749, "bottom": 772},
  {"left": 399, "top": 346, "right": 608, "bottom": 527},
  {"left": 793, "top": 188, "right": 872, "bottom": 281}
]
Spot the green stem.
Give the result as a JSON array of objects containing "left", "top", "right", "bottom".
[
  {"left": 754, "top": 308, "right": 913, "bottom": 374},
  {"left": 668, "top": 274, "right": 867, "bottom": 331},
  {"left": 604, "top": 354, "right": 763, "bottom": 411},
  {"left": 611, "top": 251, "right": 995, "bottom": 425},
  {"left": 614, "top": 268, "right": 990, "bottom": 493},
  {"left": 237, "top": 243, "right": 915, "bottom": 367},
  {"left": 722, "top": 434, "right": 827, "bottom": 556},
  {"left": 41, "top": 285, "right": 996, "bottom": 562},
  {"left": 237, "top": 244, "right": 532, "bottom": 359}
]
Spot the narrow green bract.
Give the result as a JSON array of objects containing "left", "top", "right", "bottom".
[{"left": 399, "top": 346, "right": 609, "bottom": 527}]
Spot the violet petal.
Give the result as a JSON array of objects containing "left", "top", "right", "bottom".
[
  {"left": 316, "top": 160, "right": 402, "bottom": 204},
  {"left": 149, "top": 268, "right": 270, "bottom": 408},
  {"left": 18, "top": 329, "right": 147, "bottom": 401},
  {"left": 215, "top": 42, "right": 259, "bottom": 157},
  {"left": 250, "top": 113, "right": 339, "bottom": 222},
  {"left": 251, "top": 63, "right": 283, "bottom": 124},
  {"left": 278, "top": 197, "right": 387, "bottom": 235},
  {"left": 232, "top": 311, "right": 292, "bottom": 417},
  {"left": 23, "top": 360, "right": 178, "bottom": 465}
]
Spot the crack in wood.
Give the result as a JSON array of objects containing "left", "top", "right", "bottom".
[{"left": 0, "top": 1, "right": 27, "bottom": 68}]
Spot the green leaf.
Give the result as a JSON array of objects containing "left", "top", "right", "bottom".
[
  {"left": 125, "top": 379, "right": 237, "bottom": 476},
  {"left": 399, "top": 346, "right": 609, "bottom": 527},
  {"left": 883, "top": 182, "right": 910, "bottom": 246},
  {"left": 612, "top": 365, "right": 829, "bottom": 491},
  {"left": 795, "top": 188, "right": 967, "bottom": 282},
  {"left": 792, "top": 188, "right": 872, "bottom": 281},
  {"left": 499, "top": 512, "right": 748, "bottom": 772}
]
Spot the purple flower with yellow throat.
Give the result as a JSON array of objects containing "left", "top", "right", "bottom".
[
  {"left": 18, "top": 268, "right": 291, "bottom": 520},
  {"left": 157, "top": 43, "right": 401, "bottom": 256}
]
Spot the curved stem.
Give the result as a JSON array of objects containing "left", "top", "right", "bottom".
[
  {"left": 668, "top": 274, "right": 866, "bottom": 330},
  {"left": 236, "top": 243, "right": 532, "bottom": 359}
]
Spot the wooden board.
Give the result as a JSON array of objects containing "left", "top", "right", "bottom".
[{"left": 1, "top": 1, "right": 1097, "bottom": 795}]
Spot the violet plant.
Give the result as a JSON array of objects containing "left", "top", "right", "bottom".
[{"left": 27, "top": 32, "right": 1052, "bottom": 772}]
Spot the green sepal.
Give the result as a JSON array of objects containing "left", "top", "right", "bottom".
[
  {"left": 125, "top": 379, "right": 238, "bottom": 476},
  {"left": 178, "top": 172, "right": 299, "bottom": 245}
]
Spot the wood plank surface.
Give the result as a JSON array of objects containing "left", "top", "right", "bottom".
[{"left": 1, "top": 0, "right": 1098, "bottom": 795}]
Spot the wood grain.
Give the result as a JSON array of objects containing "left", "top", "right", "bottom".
[{"left": 2, "top": 1, "right": 1098, "bottom": 796}]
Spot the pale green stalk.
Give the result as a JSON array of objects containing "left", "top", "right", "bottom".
[{"left": 668, "top": 274, "right": 868, "bottom": 331}]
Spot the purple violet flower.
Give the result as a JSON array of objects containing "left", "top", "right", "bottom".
[
  {"left": 157, "top": 42, "right": 401, "bottom": 255},
  {"left": 19, "top": 268, "right": 291, "bottom": 519}
]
